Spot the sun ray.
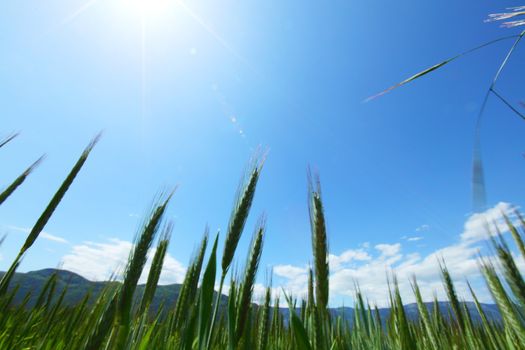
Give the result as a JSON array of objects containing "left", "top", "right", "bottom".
[
  {"left": 175, "top": 0, "right": 257, "bottom": 74},
  {"left": 141, "top": 17, "right": 147, "bottom": 123},
  {"left": 211, "top": 84, "right": 249, "bottom": 144},
  {"left": 36, "top": 0, "right": 99, "bottom": 41},
  {"left": 60, "top": 0, "right": 99, "bottom": 27}
]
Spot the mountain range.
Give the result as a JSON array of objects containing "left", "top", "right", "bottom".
[{"left": 1, "top": 269, "right": 502, "bottom": 324}]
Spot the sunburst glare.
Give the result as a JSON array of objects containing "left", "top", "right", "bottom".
[{"left": 122, "top": 0, "right": 173, "bottom": 18}]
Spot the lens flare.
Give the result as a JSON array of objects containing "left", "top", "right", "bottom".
[{"left": 123, "top": 0, "right": 172, "bottom": 18}]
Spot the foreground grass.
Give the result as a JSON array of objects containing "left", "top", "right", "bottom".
[{"left": 1, "top": 134, "right": 525, "bottom": 349}]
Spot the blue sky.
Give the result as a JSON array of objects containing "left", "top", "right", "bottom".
[{"left": 1, "top": 1, "right": 524, "bottom": 306}]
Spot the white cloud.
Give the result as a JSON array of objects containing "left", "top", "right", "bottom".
[
  {"left": 460, "top": 202, "right": 516, "bottom": 242},
  {"left": 273, "top": 264, "right": 309, "bottom": 297},
  {"left": 61, "top": 238, "right": 132, "bottom": 280},
  {"left": 329, "top": 248, "right": 371, "bottom": 271},
  {"left": 157, "top": 253, "right": 186, "bottom": 285},
  {"left": 8, "top": 225, "right": 68, "bottom": 244},
  {"left": 328, "top": 240, "right": 483, "bottom": 306},
  {"left": 274, "top": 264, "right": 308, "bottom": 280},
  {"left": 252, "top": 283, "right": 268, "bottom": 302},
  {"left": 252, "top": 283, "right": 283, "bottom": 304},
  {"left": 61, "top": 238, "right": 186, "bottom": 284},
  {"left": 272, "top": 202, "right": 522, "bottom": 307},
  {"left": 10, "top": 202, "right": 520, "bottom": 308},
  {"left": 375, "top": 243, "right": 401, "bottom": 257}
]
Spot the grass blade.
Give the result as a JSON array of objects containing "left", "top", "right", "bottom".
[
  {"left": 284, "top": 291, "right": 312, "bottom": 350},
  {"left": 0, "top": 135, "right": 100, "bottom": 298},
  {"left": 113, "top": 190, "right": 174, "bottom": 348},
  {"left": 138, "top": 223, "right": 172, "bottom": 316},
  {"left": 0, "top": 156, "right": 44, "bottom": 206},
  {"left": 235, "top": 217, "right": 265, "bottom": 345},
  {"left": 199, "top": 232, "right": 219, "bottom": 350},
  {"left": 0, "top": 132, "right": 19, "bottom": 149},
  {"left": 366, "top": 34, "right": 520, "bottom": 101},
  {"left": 308, "top": 170, "right": 329, "bottom": 312}
]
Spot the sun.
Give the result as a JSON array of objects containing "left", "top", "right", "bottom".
[{"left": 123, "top": 0, "right": 172, "bottom": 18}]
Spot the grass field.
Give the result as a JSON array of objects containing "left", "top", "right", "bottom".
[{"left": 1, "top": 134, "right": 525, "bottom": 349}]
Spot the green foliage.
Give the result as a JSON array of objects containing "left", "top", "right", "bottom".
[
  {"left": 0, "top": 132, "right": 18, "bottom": 149},
  {"left": 2, "top": 136, "right": 525, "bottom": 349},
  {"left": 308, "top": 171, "right": 329, "bottom": 313},
  {"left": 0, "top": 155, "right": 44, "bottom": 206},
  {"left": 138, "top": 224, "right": 172, "bottom": 316},
  {"left": 198, "top": 233, "right": 218, "bottom": 350},
  {"left": 0, "top": 134, "right": 100, "bottom": 299}
]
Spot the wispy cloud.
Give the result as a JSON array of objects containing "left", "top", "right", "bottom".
[
  {"left": 7, "top": 226, "right": 68, "bottom": 244},
  {"left": 415, "top": 224, "right": 430, "bottom": 232},
  {"left": 40, "top": 232, "right": 69, "bottom": 244},
  {"left": 401, "top": 224, "right": 429, "bottom": 242}
]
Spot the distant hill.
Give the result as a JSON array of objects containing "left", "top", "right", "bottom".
[
  {"left": 1, "top": 269, "right": 501, "bottom": 324},
  {"left": 273, "top": 302, "right": 501, "bottom": 326},
  {"left": 327, "top": 302, "right": 501, "bottom": 325},
  {"left": 0, "top": 269, "right": 186, "bottom": 312}
]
